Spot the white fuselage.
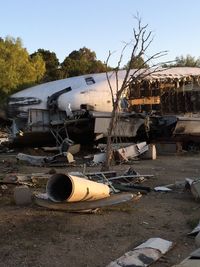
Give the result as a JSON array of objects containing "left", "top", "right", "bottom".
[
  {"left": 9, "top": 71, "right": 129, "bottom": 116},
  {"left": 8, "top": 67, "right": 200, "bottom": 118}
]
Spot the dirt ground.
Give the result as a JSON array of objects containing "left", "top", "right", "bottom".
[{"left": 0, "top": 152, "right": 200, "bottom": 267}]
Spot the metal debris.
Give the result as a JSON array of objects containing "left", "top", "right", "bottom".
[
  {"left": 2, "top": 172, "right": 51, "bottom": 187},
  {"left": 154, "top": 186, "right": 172, "bottom": 192},
  {"left": 84, "top": 168, "right": 153, "bottom": 194},
  {"left": 115, "top": 142, "right": 148, "bottom": 162},
  {"left": 94, "top": 116, "right": 145, "bottom": 138},
  {"left": 106, "top": 237, "right": 173, "bottom": 267},
  {"left": 188, "top": 220, "right": 200, "bottom": 236},
  {"left": 141, "top": 144, "right": 157, "bottom": 160},
  {"left": 34, "top": 192, "right": 136, "bottom": 212},
  {"left": 185, "top": 178, "right": 200, "bottom": 200},
  {"left": 33, "top": 169, "right": 144, "bottom": 212},
  {"left": 172, "top": 248, "right": 200, "bottom": 267},
  {"left": 16, "top": 152, "right": 73, "bottom": 166},
  {"left": 46, "top": 173, "right": 110, "bottom": 202},
  {"left": 174, "top": 117, "right": 200, "bottom": 137},
  {"left": 93, "top": 153, "right": 106, "bottom": 164}
]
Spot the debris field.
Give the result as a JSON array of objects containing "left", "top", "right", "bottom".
[{"left": 0, "top": 151, "right": 200, "bottom": 267}]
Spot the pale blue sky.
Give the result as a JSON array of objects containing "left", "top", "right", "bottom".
[{"left": 1, "top": 0, "right": 200, "bottom": 66}]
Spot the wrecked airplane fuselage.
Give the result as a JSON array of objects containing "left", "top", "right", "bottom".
[
  {"left": 8, "top": 71, "right": 127, "bottom": 118},
  {"left": 7, "top": 70, "right": 144, "bottom": 146},
  {"left": 7, "top": 67, "right": 200, "bottom": 147}
]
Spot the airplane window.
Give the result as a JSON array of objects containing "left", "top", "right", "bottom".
[{"left": 85, "top": 77, "right": 95, "bottom": 85}]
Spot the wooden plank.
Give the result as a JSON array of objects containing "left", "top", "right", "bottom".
[{"left": 129, "top": 96, "right": 160, "bottom": 105}]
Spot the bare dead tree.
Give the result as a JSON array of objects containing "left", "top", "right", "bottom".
[{"left": 103, "top": 16, "right": 169, "bottom": 170}]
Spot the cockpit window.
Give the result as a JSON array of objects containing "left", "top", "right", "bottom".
[{"left": 85, "top": 77, "right": 95, "bottom": 85}]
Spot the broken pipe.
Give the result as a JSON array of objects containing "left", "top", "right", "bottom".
[{"left": 46, "top": 173, "right": 110, "bottom": 202}]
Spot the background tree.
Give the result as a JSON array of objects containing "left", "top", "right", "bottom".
[
  {"left": 163, "top": 54, "right": 200, "bottom": 67},
  {"left": 0, "top": 36, "right": 45, "bottom": 96},
  {"left": 124, "top": 56, "right": 149, "bottom": 69},
  {"left": 30, "top": 49, "right": 62, "bottom": 82},
  {"left": 61, "top": 47, "right": 110, "bottom": 77},
  {"left": 103, "top": 16, "right": 167, "bottom": 170}
]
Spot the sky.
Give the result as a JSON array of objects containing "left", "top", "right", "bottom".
[{"left": 1, "top": 0, "right": 200, "bottom": 67}]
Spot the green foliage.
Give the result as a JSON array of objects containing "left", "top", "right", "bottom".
[
  {"left": 31, "top": 49, "right": 61, "bottom": 82},
  {"left": 0, "top": 36, "right": 111, "bottom": 101},
  {"left": 163, "top": 54, "right": 200, "bottom": 67},
  {"left": 61, "top": 57, "right": 88, "bottom": 77},
  {"left": 68, "top": 47, "right": 96, "bottom": 61},
  {"left": 124, "top": 56, "right": 149, "bottom": 69},
  {"left": 61, "top": 47, "right": 110, "bottom": 78},
  {"left": 0, "top": 36, "right": 45, "bottom": 95}
]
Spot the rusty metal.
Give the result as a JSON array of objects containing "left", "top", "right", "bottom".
[
  {"left": 174, "top": 117, "right": 200, "bottom": 136},
  {"left": 35, "top": 192, "right": 135, "bottom": 211},
  {"left": 128, "top": 96, "right": 160, "bottom": 106}
]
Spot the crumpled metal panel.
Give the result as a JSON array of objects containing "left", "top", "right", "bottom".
[
  {"left": 35, "top": 192, "right": 135, "bottom": 211},
  {"left": 94, "top": 117, "right": 145, "bottom": 137},
  {"left": 172, "top": 248, "right": 200, "bottom": 267},
  {"left": 107, "top": 238, "right": 173, "bottom": 267},
  {"left": 174, "top": 117, "right": 200, "bottom": 135}
]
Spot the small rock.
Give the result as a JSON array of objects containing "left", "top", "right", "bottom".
[{"left": 13, "top": 185, "right": 32, "bottom": 205}]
